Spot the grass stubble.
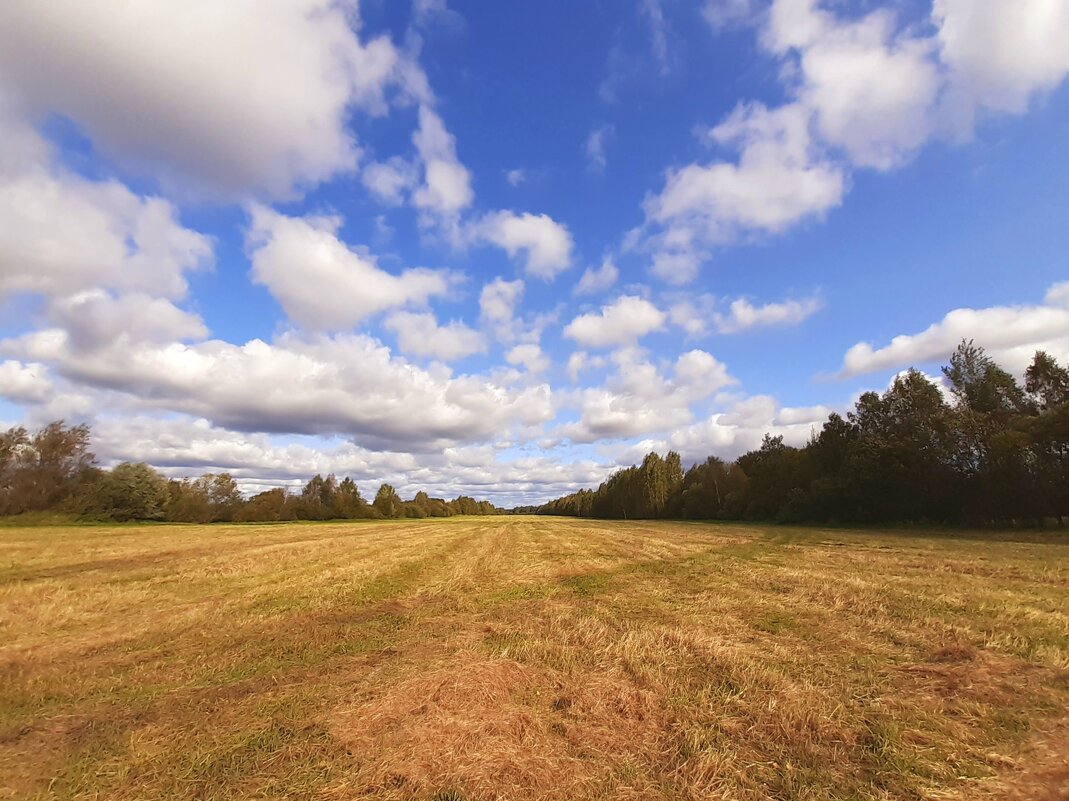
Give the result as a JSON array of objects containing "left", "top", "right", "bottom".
[{"left": 0, "top": 517, "right": 1066, "bottom": 800}]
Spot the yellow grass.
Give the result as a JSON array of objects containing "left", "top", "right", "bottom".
[{"left": 1, "top": 517, "right": 1067, "bottom": 800}]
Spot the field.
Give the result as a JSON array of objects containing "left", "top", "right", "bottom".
[{"left": 1, "top": 518, "right": 1067, "bottom": 801}]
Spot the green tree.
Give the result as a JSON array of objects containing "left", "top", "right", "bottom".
[
  {"left": 0, "top": 421, "right": 94, "bottom": 515},
  {"left": 94, "top": 463, "right": 169, "bottom": 521},
  {"left": 373, "top": 483, "right": 401, "bottom": 518}
]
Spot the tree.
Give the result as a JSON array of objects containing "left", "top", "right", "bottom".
[
  {"left": 1026, "top": 351, "right": 1069, "bottom": 411},
  {"left": 1024, "top": 351, "right": 1069, "bottom": 523},
  {"left": 373, "top": 483, "right": 401, "bottom": 518},
  {"left": 335, "top": 477, "right": 369, "bottom": 518},
  {"left": 848, "top": 370, "right": 955, "bottom": 522},
  {"left": 944, "top": 340, "right": 1030, "bottom": 418},
  {"left": 679, "top": 457, "right": 749, "bottom": 520},
  {"left": 205, "top": 474, "right": 242, "bottom": 521},
  {"left": 166, "top": 478, "right": 212, "bottom": 522},
  {"left": 93, "top": 463, "right": 169, "bottom": 521},
  {"left": 238, "top": 488, "right": 293, "bottom": 522},
  {"left": 0, "top": 421, "right": 94, "bottom": 515}
]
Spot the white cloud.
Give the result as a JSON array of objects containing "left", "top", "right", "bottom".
[
  {"left": 656, "top": 394, "right": 830, "bottom": 462},
  {"left": 478, "top": 278, "right": 523, "bottom": 337},
  {"left": 361, "top": 157, "right": 418, "bottom": 206},
  {"left": 642, "top": 0, "right": 1069, "bottom": 279},
  {"left": 713, "top": 295, "right": 823, "bottom": 333},
  {"left": 246, "top": 205, "right": 453, "bottom": 331},
  {"left": 0, "top": 0, "right": 404, "bottom": 199},
  {"left": 585, "top": 124, "right": 614, "bottom": 172},
  {"left": 765, "top": 0, "right": 941, "bottom": 170},
  {"left": 478, "top": 277, "right": 558, "bottom": 348},
  {"left": 1046, "top": 282, "right": 1069, "bottom": 309},
  {"left": 935, "top": 0, "right": 1069, "bottom": 121},
  {"left": 574, "top": 258, "right": 619, "bottom": 295},
  {"left": 2, "top": 329, "right": 555, "bottom": 453},
  {"left": 505, "top": 169, "right": 526, "bottom": 186},
  {"left": 384, "top": 311, "right": 486, "bottom": 361},
  {"left": 649, "top": 102, "right": 844, "bottom": 237},
  {"left": 650, "top": 251, "right": 703, "bottom": 285},
  {"left": 563, "top": 295, "right": 667, "bottom": 348},
  {"left": 48, "top": 291, "right": 208, "bottom": 351},
  {"left": 566, "top": 351, "right": 606, "bottom": 383},
  {"left": 560, "top": 349, "right": 736, "bottom": 443},
  {"left": 505, "top": 343, "right": 550, "bottom": 374},
  {"left": 840, "top": 283, "right": 1069, "bottom": 377},
  {"left": 0, "top": 360, "right": 52, "bottom": 404},
  {"left": 412, "top": 105, "right": 474, "bottom": 216},
  {"left": 668, "top": 299, "right": 710, "bottom": 338},
  {"left": 475, "top": 211, "right": 574, "bottom": 280},
  {"left": 0, "top": 113, "right": 212, "bottom": 301}
]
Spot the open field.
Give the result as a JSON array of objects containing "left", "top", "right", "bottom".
[{"left": 1, "top": 518, "right": 1067, "bottom": 801}]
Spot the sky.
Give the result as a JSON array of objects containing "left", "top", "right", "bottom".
[{"left": 1, "top": 0, "right": 1069, "bottom": 506}]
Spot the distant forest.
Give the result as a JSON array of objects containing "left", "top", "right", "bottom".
[
  {"left": 0, "top": 425, "right": 502, "bottom": 523},
  {"left": 522, "top": 342, "right": 1069, "bottom": 527}
]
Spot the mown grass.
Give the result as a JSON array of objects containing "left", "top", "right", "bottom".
[{"left": 1, "top": 517, "right": 1067, "bottom": 800}]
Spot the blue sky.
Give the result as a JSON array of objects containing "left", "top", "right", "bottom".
[{"left": 1, "top": 0, "right": 1068, "bottom": 505}]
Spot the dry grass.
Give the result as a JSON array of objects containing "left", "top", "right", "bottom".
[{"left": 1, "top": 517, "right": 1067, "bottom": 800}]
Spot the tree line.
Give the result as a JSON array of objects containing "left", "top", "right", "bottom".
[
  {"left": 524, "top": 343, "right": 1069, "bottom": 526},
  {"left": 0, "top": 424, "right": 502, "bottom": 522}
]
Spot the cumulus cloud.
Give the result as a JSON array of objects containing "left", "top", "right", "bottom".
[
  {"left": 2, "top": 329, "right": 555, "bottom": 453},
  {"left": 361, "top": 157, "right": 418, "bottom": 206},
  {"left": 505, "top": 169, "right": 526, "bottom": 186},
  {"left": 505, "top": 343, "right": 550, "bottom": 374},
  {"left": 0, "top": 0, "right": 404, "bottom": 199},
  {"left": 935, "top": 0, "right": 1069, "bottom": 122},
  {"left": 574, "top": 258, "right": 619, "bottom": 295},
  {"left": 648, "top": 101, "right": 844, "bottom": 239},
  {"left": 246, "top": 205, "right": 453, "bottom": 331},
  {"left": 650, "top": 251, "right": 703, "bottom": 285},
  {"left": 668, "top": 298, "right": 712, "bottom": 338},
  {"left": 560, "top": 348, "right": 736, "bottom": 442},
  {"left": 713, "top": 295, "right": 823, "bottom": 333},
  {"left": 474, "top": 211, "right": 574, "bottom": 280},
  {"left": 643, "top": 101, "right": 844, "bottom": 283},
  {"left": 566, "top": 351, "right": 607, "bottom": 383},
  {"left": 412, "top": 105, "right": 474, "bottom": 216},
  {"left": 384, "top": 311, "right": 486, "bottom": 361},
  {"left": 652, "top": 394, "right": 832, "bottom": 463},
  {"left": 1046, "top": 282, "right": 1069, "bottom": 309},
  {"left": 641, "top": 0, "right": 1069, "bottom": 282},
  {"left": 840, "top": 282, "right": 1069, "bottom": 377},
  {"left": 765, "top": 0, "right": 941, "bottom": 170},
  {"left": 0, "top": 360, "right": 52, "bottom": 404},
  {"left": 479, "top": 278, "right": 525, "bottom": 327},
  {"left": 563, "top": 296, "right": 667, "bottom": 348},
  {"left": 0, "top": 112, "right": 212, "bottom": 300},
  {"left": 48, "top": 291, "right": 208, "bottom": 352}
]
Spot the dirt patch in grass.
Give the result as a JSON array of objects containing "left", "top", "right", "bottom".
[
  {"left": 328, "top": 656, "right": 665, "bottom": 800},
  {"left": 991, "top": 722, "right": 1069, "bottom": 800}
]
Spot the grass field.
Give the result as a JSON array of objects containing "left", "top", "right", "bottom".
[{"left": 1, "top": 517, "right": 1067, "bottom": 800}]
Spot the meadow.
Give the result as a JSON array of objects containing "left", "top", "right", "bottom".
[{"left": 1, "top": 517, "right": 1067, "bottom": 800}]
